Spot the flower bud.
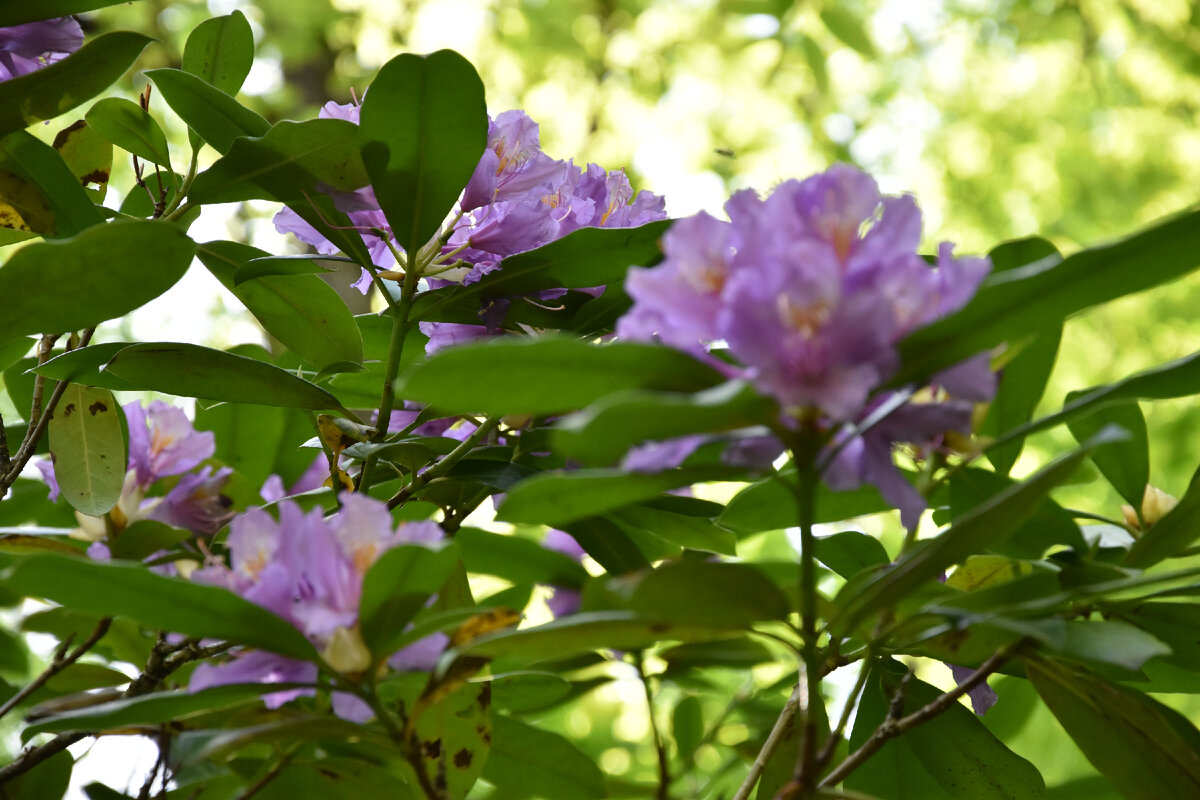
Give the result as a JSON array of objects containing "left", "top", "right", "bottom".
[
  {"left": 322, "top": 625, "right": 373, "bottom": 675},
  {"left": 1121, "top": 484, "right": 1178, "bottom": 530}
]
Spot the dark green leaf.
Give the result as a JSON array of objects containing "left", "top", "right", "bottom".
[
  {"left": 949, "top": 468, "right": 1086, "bottom": 558},
  {"left": 33, "top": 342, "right": 136, "bottom": 389},
  {"left": 496, "top": 467, "right": 734, "bottom": 526},
  {"left": 719, "top": 471, "right": 892, "bottom": 534},
  {"left": 814, "top": 530, "right": 890, "bottom": 579},
  {"left": 982, "top": 326, "right": 1062, "bottom": 475},
  {"left": 555, "top": 380, "right": 775, "bottom": 465},
  {"left": 609, "top": 502, "right": 738, "bottom": 555},
  {"left": 673, "top": 696, "right": 704, "bottom": 761},
  {"left": 1058, "top": 620, "right": 1170, "bottom": 672},
  {"left": 359, "top": 50, "right": 487, "bottom": 257},
  {"left": 1067, "top": 399, "right": 1148, "bottom": 510},
  {"left": 101, "top": 342, "right": 346, "bottom": 411},
  {"left": 107, "top": 520, "right": 189, "bottom": 561},
  {"left": 85, "top": 98, "right": 172, "bottom": 168},
  {"left": 456, "top": 527, "right": 588, "bottom": 587},
  {"left": 834, "top": 428, "right": 1123, "bottom": 635},
  {"left": 1, "top": 749, "right": 71, "bottom": 800},
  {"left": 1, "top": 129, "right": 104, "bottom": 237},
  {"left": 491, "top": 671, "right": 573, "bottom": 713},
  {"left": 483, "top": 713, "right": 605, "bottom": 800},
  {"left": 0, "top": 221, "right": 194, "bottom": 342},
  {"left": 182, "top": 11, "right": 254, "bottom": 95},
  {"left": 146, "top": 67, "right": 269, "bottom": 155},
  {"left": 23, "top": 684, "right": 274, "bottom": 736},
  {"left": 895, "top": 208, "right": 1200, "bottom": 386},
  {"left": 396, "top": 336, "right": 722, "bottom": 416},
  {"left": 631, "top": 562, "right": 790, "bottom": 627},
  {"left": 0, "top": 32, "right": 151, "bottom": 136},
  {"left": 559, "top": 516, "right": 652, "bottom": 575},
  {"left": 46, "top": 385, "right": 125, "bottom": 517},
  {"left": 3, "top": 554, "right": 318, "bottom": 660},
  {"left": 0, "top": 1, "right": 143, "bottom": 24},
  {"left": 359, "top": 542, "right": 459, "bottom": 661},
  {"left": 234, "top": 254, "right": 346, "bottom": 284},
  {"left": 198, "top": 240, "right": 364, "bottom": 369},
  {"left": 1027, "top": 657, "right": 1200, "bottom": 800}
]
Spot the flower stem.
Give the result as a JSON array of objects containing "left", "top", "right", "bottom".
[{"left": 792, "top": 449, "right": 822, "bottom": 794}]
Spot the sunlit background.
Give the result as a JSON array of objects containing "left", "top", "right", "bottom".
[{"left": 3, "top": 0, "right": 1200, "bottom": 796}]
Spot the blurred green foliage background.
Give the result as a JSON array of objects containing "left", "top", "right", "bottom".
[{"left": 50, "top": 1, "right": 1200, "bottom": 795}]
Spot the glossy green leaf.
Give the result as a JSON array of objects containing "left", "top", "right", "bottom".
[
  {"left": 0, "top": 221, "right": 194, "bottom": 342},
  {"left": 1027, "top": 657, "right": 1200, "bottom": 800},
  {"left": 948, "top": 468, "right": 1086, "bottom": 559},
  {"left": 1067, "top": 398, "right": 1148, "bottom": 510},
  {"left": 359, "top": 50, "right": 487, "bottom": 257},
  {"left": 1, "top": 749, "right": 72, "bottom": 800},
  {"left": 559, "top": 516, "right": 652, "bottom": 575},
  {"left": 359, "top": 542, "right": 460, "bottom": 661},
  {"left": 847, "top": 663, "right": 1045, "bottom": 799},
  {"left": 609, "top": 501, "right": 738, "bottom": 555},
  {"left": 46, "top": 385, "right": 125, "bottom": 517},
  {"left": 233, "top": 254, "right": 346, "bottom": 284},
  {"left": 32, "top": 343, "right": 135, "bottom": 390},
  {"left": 483, "top": 713, "right": 605, "bottom": 800},
  {"left": 834, "top": 427, "right": 1123, "bottom": 635},
  {"left": 2, "top": 554, "right": 318, "bottom": 660},
  {"left": 396, "top": 336, "right": 722, "bottom": 416},
  {"left": 719, "top": 471, "right": 893, "bottom": 534},
  {"left": 982, "top": 326, "right": 1062, "bottom": 475},
  {"left": 182, "top": 11, "right": 254, "bottom": 95},
  {"left": 0, "top": 1, "right": 144, "bottom": 24},
  {"left": 631, "top": 562, "right": 790, "bottom": 627},
  {"left": 85, "top": 98, "right": 172, "bottom": 168},
  {"left": 895, "top": 208, "right": 1200, "bottom": 386},
  {"left": 198, "top": 240, "right": 364, "bottom": 369},
  {"left": 555, "top": 380, "right": 775, "bottom": 465},
  {"left": 497, "top": 466, "right": 733, "bottom": 526},
  {"left": 189, "top": 118, "right": 367, "bottom": 204},
  {"left": 1058, "top": 620, "right": 1170, "bottom": 673},
  {"left": 101, "top": 342, "right": 345, "bottom": 411},
  {"left": 23, "top": 684, "right": 276, "bottom": 736},
  {"left": 0, "top": 32, "right": 151, "bottom": 136},
  {"left": 146, "top": 67, "right": 269, "bottom": 155},
  {"left": 813, "top": 530, "right": 890, "bottom": 579},
  {"left": 456, "top": 527, "right": 588, "bottom": 587},
  {"left": 0, "top": 129, "right": 104, "bottom": 237}
]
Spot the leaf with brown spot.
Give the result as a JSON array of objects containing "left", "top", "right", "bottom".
[
  {"left": 53, "top": 119, "right": 112, "bottom": 203},
  {"left": 47, "top": 385, "right": 126, "bottom": 517}
]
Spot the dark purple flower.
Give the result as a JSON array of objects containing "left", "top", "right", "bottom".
[
  {"left": 948, "top": 663, "right": 999, "bottom": 716},
  {"left": 0, "top": 17, "right": 83, "bottom": 81}
]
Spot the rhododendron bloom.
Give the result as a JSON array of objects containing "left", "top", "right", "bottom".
[{"left": 0, "top": 17, "right": 83, "bottom": 80}]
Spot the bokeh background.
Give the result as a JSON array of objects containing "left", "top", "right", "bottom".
[{"left": 7, "top": 1, "right": 1200, "bottom": 797}]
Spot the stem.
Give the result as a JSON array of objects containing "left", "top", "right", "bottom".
[
  {"left": 819, "top": 643, "right": 1021, "bottom": 788},
  {"left": 634, "top": 652, "right": 670, "bottom": 800},
  {"left": 731, "top": 686, "right": 801, "bottom": 800},
  {"left": 0, "top": 618, "right": 111, "bottom": 721},
  {"left": 385, "top": 415, "right": 502, "bottom": 510},
  {"left": 793, "top": 448, "right": 822, "bottom": 792},
  {"left": 814, "top": 658, "right": 872, "bottom": 773},
  {"left": 233, "top": 749, "right": 297, "bottom": 800}
]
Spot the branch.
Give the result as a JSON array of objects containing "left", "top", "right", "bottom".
[
  {"left": 634, "top": 652, "right": 671, "bottom": 800},
  {"left": 385, "top": 415, "right": 502, "bottom": 510},
  {"left": 818, "top": 643, "right": 1022, "bottom": 788},
  {"left": 731, "top": 686, "right": 801, "bottom": 800},
  {"left": 0, "top": 617, "right": 111, "bottom": 721}
]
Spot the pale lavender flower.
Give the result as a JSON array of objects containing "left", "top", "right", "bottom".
[
  {"left": 151, "top": 467, "right": 234, "bottom": 535},
  {"left": 543, "top": 529, "right": 586, "bottom": 618},
  {"left": 126, "top": 401, "right": 215, "bottom": 488},
  {"left": 260, "top": 455, "right": 328, "bottom": 504},
  {"left": 0, "top": 17, "right": 83, "bottom": 81}
]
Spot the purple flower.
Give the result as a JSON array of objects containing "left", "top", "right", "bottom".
[
  {"left": 948, "top": 663, "right": 999, "bottom": 716},
  {"left": 190, "top": 494, "right": 448, "bottom": 716},
  {"left": 0, "top": 17, "right": 83, "bottom": 81},
  {"left": 151, "top": 467, "right": 234, "bottom": 535},
  {"left": 543, "top": 529, "right": 586, "bottom": 618},
  {"left": 126, "top": 401, "right": 216, "bottom": 488},
  {"left": 260, "top": 455, "right": 328, "bottom": 504}
]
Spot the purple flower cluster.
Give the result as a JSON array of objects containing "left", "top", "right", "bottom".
[
  {"left": 0, "top": 17, "right": 83, "bottom": 81},
  {"left": 40, "top": 401, "right": 233, "bottom": 549},
  {"left": 618, "top": 165, "right": 994, "bottom": 527},
  {"left": 190, "top": 495, "right": 445, "bottom": 718}
]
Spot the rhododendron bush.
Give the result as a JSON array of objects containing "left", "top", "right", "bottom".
[{"left": 3, "top": 3, "right": 1200, "bottom": 800}]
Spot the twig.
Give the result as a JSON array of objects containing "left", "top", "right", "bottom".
[
  {"left": 0, "top": 617, "right": 111, "bottom": 721},
  {"left": 731, "top": 686, "right": 801, "bottom": 800},
  {"left": 385, "top": 415, "right": 502, "bottom": 510},
  {"left": 818, "top": 643, "right": 1022, "bottom": 788},
  {"left": 814, "top": 658, "right": 872, "bottom": 773},
  {"left": 136, "top": 724, "right": 170, "bottom": 800},
  {"left": 634, "top": 652, "right": 671, "bottom": 800},
  {"left": 234, "top": 749, "right": 296, "bottom": 800}
]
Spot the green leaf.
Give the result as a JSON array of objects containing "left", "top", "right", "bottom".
[
  {"left": 496, "top": 467, "right": 734, "bottom": 526},
  {"left": 198, "top": 240, "right": 364, "bottom": 369},
  {"left": 820, "top": 7, "right": 875, "bottom": 56},
  {"left": 672, "top": 695, "right": 704, "bottom": 761},
  {"left": 182, "top": 11, "right": 255, "bottom": 95},
  {"left": 101, "top": 342, "right": 346, "bottom": 411},
  {"left": 1, "top": 749, "right": 72, "bottom": 800},
  {"left": 52, "top": 119, "right": 112, "bottom": 203},
  {"left": 146, "top": 67, "right": 269, "bottom": 155},
  {"left": 359, "top": 50, "right": 487, "bottom": 257},
  {"left": 847, "top": 662, "right": 1045, "bottom": 799},
  {"left": 559, "top": 516, "right": 652, "bottom": 575},
  {"left": 396, "top": 336, "right": 723, "bottom": 416},
  {"left": 483, "top": 713, "right": 605, "bottom": 800},
  {"left": 555, "top": 380, "right": 775, "bottom": 465},
  {"left": 107, "top": 519, "right": 189, "bottom": 561},
  {"left": 982, "top": 326, "right": 1062, "bottom": 475},
  {"left": 1, "top": 129, "right": 104, "bottom": 237},
  {"left": 608, "top": 502, "right": 738, "bottom": 555},
  {"left": 631, "top": 562, "right": 790, "bottom": 627},
  {"left": 0, "top": 221, "right": 194, "bottom": 342},
  {"left": 359, "top": 542, "right": 460, "bottom": 661},
  {"left": 23, "top": 684, "right": 275, "bottom": 736},
  {"left": 813, "top": 530, "right": 890, "bottom": 579},
  {"left": 0, "top": 1, "right": 144, "bottom": 24},
  {"left": 491, "top": 671, "right": 573, "bottom": 713},
  {"left": 948, "top": 468, "right": 1086, "bottom": 559},
  {"left": 189, "top": 118, "right": 368, "bottom": 204},
  {"left": 32, "top": 343, "right": 135, "bottom": 389},
  {"left": 2, "top": 554, "right": 318, "bottom": 660},
  {"left": 233, "top": 254, "right": 346, "bottom": 284},
  {"left": 895, "top": 208, "right": 1200, "bottom": 386},
  {"left": 85, "top": 98, "right": 172, "bottom": 168},
  {"left": 834, "top": 428, "right": 1123, "bottom": 635},
  {"left": 719, "top": 471, "right": 893, "bottom": 534},
  {"left": 1058, "top": 620, "right": 1171, "bottom": 673},
  {"left": 456, "top": 527, "right": 588, "bottom": 587},
  {"left": 1124, "top": 475, "right": 1200, "bottom": 568},
  {"left": 0, "top": 32, "right": 151, "bottom": 136},
  {"left": 1027, "top": 657, "right": 1200, "bottom": 800},
  {"left": 1066, "top": 399, "right": 1148, "bottom": 510},
  {"left": 46, "top": 385, "right": 125, "bottom": 517},
  {"left": 0, "top": 167, "right": 53, "bottom": 237}
]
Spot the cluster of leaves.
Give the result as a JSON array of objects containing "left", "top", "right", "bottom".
[{"left": 2, "top": 2, "right": 1200, "bottom": 800}]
